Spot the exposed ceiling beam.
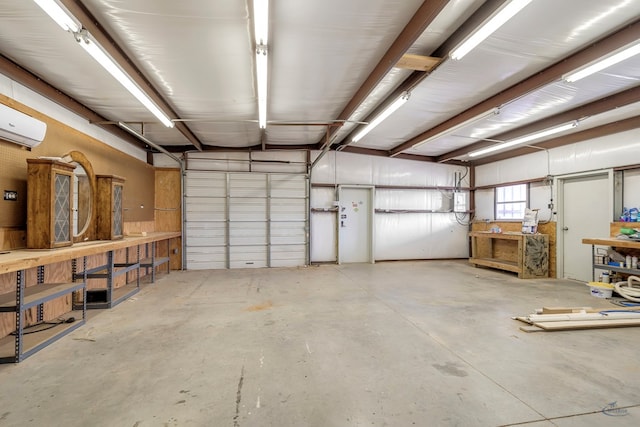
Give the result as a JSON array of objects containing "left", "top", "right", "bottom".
[
  {"left": 390, "top": 17, "right": 640, "bottom": 156},
  {"left": 60, "top": 0, "right": 203, "bottom": 151},
  {"left": 439, "top": 84, "right": 640, "bottom": 161},
  {"left": 317, "top": 0, "right": 450, "bottom": 150},
  {"left": 0, "top": 53, "right": 146, "bottom": 151},
  {"left": 470, "top": 115, "right": 640, "bottom": 166},
  {"left": 336, "top": 0, "right": 509, "bottom": 151}
]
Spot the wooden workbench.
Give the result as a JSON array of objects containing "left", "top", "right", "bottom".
[
  {"left": 469, "top": 231, "right": 549, "bottom": 279},
  {"left": 0, "top": 232, "right": 181, "bottom": 275}
]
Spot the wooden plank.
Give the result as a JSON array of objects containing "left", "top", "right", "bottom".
[
  {"left": 520, "top": 325, "right": 544, "bottom": 333},
  {"left": 0, "top": 231, "right": 180, "bottom": 275},
  {"left": 469, "top": 257, "right": 520, "bottom": 273},
  {"left": 395, "top": 54, "right": 441, "bottom": 71},
  {"left": 534, "top": 318, "right": 640, "bottom": 331},
  {"left": 582, "top": 237, "right": 640, "bottom": 249}
]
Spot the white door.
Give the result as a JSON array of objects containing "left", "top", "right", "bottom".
[
  {"left": 338, "top": 186, "right": 373, "bottom": 263},
  {"left": 560, "top": 173, "right": 610, "bottom": 281}
]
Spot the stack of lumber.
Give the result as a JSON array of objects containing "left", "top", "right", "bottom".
[{"left": 514, "top": 306, "right": 640, "bottom": 332}]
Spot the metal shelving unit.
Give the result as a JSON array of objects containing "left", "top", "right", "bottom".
[
  {"left": 139, "top": 240, "right": 171, "bottom": 283},
  {"left": 0, "top": 263, "right": 86, "bottom": 363},
  {"left": 73, "top": 247, "right": 140, "bottom": 309}
]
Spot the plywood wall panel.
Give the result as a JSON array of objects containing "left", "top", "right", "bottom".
[
  {"left": 155, "top": 168, "right": 181, "bottom": 232},
  {"left": 0, "top": 96, "right": 155, "bottom": 234}
]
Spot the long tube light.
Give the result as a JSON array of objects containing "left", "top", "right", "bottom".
[
  {"left": 468, "top": 121, "right": 578, "bottom": 158},
  {"left": 253, "top": 0, "right": 270, "bottom": 129},
  {"left": 254, "top": 0, "right": 269, "bottom": 45},
  {"left": 34, "top": 1, "right": 174, "bottom": 128},
  {"left": 76, "top": 32, "right": 174, "bottom": 128},
  {"left": 450, "top": 0, "right": 532, "bottom": 61},
  {"left": 256, "top": 46, "right": 268, "bottom": 129},
  {"left": 411, "top": 107, "right": 500, "bottom": 150},
  {"left": 352, "top": 92, "right": 410, "bottom": 143},
  {"left": 563, "top": 41, "right": 640, "bottom": 83},
  {"left": 33, "top": 0, "right": 79, "bottom": 32}
]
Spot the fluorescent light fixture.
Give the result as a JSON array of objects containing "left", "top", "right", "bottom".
[
  {"left": 468, "top": 121, "right": 578, "bottom": 157},
  {"left": 563, "top": 41, "right": 640, "bottom": 82},
  {"left": 254, "top": 0, "right": 269, "bottom": 128},
  {"left": 449, "top": 0, "right": 532, "bottom": 60},
  {"left": 256, "top": 46, "right": 268, "bottom": 129},
  {"left": 33, "top": 0, "right": 80, "bottom": 32},
  {"left": 411, "top": 108, "right": 500, "bottom": 149},
  {"left": 76, "top": 32, "right": 174, "bottom": 128},
  {"left": 253, "top": 0, "right": 269, "bottom": 45},
  {"left": 352, "top": 92, "right": 410, "bottom": 143}
]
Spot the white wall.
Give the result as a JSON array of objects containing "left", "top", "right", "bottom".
[
  {"left": 0, "top": 72, "right": 146, "bottom": 162},
  {"left": 474, "top": 128, "right": 640, "bottom": 221},
  {"left": 311, "top": 151, "right": 470, "bottom": 262}
]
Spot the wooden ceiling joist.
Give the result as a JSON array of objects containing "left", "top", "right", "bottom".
[{"left": 395, "top": 54, "right": 441, "bottom": 72}]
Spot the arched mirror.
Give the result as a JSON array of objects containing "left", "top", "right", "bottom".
[{"left": 61, "top": 151, "right": 97, "bottom": 242}]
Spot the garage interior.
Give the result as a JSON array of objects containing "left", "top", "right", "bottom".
[{"left": 1, "top": 0, "right": 640, "bottom": 425}]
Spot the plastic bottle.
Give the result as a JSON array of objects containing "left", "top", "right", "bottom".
[
  {"left": 626, "top": 255, "right": 632, "bottom": 268},
  {"left": 633, "top": 256, "right": 638, "bottom": 269},
  {"left": 602, "top": 272, "right": 610, "bottom": 283}
]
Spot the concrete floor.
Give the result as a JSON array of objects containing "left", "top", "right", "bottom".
[{"left": 1, "top": 260, "right": 639, "bottom": 426}]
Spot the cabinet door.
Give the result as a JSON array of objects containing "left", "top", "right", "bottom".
[
  {"left": 113, "top": 184, "right": 123, "bottom": 237},
  {"left": 53, "top": 172, "right": 72, "bottom": 244}
]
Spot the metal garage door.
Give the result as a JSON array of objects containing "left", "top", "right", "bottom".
[{"left": 185, "top": 171, "right": 308, "bottom": 269}]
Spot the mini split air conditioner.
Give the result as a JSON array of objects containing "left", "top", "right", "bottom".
[{"left": 0, "top": 103, "right": 47, "bottom": 149}]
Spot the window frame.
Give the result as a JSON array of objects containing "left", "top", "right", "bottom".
[{"left": 494, "top": 183, "right": 529, "bottom": 220}]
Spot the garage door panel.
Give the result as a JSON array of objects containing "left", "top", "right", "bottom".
[
  {"left": 271, "top": 175, "right": 307, "bottom": 198},
  {"left": 271, "top": 199, "right": 306, "bottom": 221},
  {"left": 187, "top": 222, "right": 226, "bottom": 246},
  {"left": 229, "top": 199, "right": 266, "bottom": 221},
  {"left": 230, "top": 246, "right": 267, "bottom": 268},
  {"left": 230, "top": 174, "right": 267, "bottom": 197},
  {"left": 271, "top": 245, "right": 306, "bottom": 267},
  {"left": 186, "top": 172, "right": 226, "bottom": 197},
  {"left": 271, "top": 222, "right": 306, "bottom": 244},
  {"left": 187, "top": 246, "right": 226, "bottom": 270},
  {"left": 230, "top": 222, "right": 267, "bottom": 245},
  {"left": 186, "top": 198, "right": 226, "bottom": 221},
  {"left": 186, "top": 170, "right": 307, "bottom": 269}
]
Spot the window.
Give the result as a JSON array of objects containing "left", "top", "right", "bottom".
[{"left": 495, "top": 184, "right": 528, "bottom": 219}]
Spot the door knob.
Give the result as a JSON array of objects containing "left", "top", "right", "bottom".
[{"left": 562, "top": 226, "right": 569, "bottom": 231}]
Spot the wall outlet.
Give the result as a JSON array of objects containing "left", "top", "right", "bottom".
[{"left": 4, "top": 190, "right": 18, "bottom": 201}]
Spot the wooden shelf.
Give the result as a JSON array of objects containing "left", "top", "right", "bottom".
[
  {"left": 0, "top": 282, "right": 84, "bottom": 312},
  {"left": 0, "top": 231, "right": 181, "bottom": 275},
  {"left": 469, "top": 257, "right": 519, "bottom": 273},
  {"left": 0, "top": 310, "right": 85, "bottom": 363}
]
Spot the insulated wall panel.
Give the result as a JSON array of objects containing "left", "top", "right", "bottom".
[{"left": 375, "top": 213, "right": 468, "bottom": 260}]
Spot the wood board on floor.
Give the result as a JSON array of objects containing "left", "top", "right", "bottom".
[{"left": 515, "top": 306, "right": 640, "bottom": 332}]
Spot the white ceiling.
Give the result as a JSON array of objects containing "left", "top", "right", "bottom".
[{"left": 0, "top": 0, "right": 639, "bottom": 164}]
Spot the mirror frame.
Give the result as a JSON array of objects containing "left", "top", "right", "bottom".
[{"left": 62, "top": 150, "right": 97, "bottom": 242}]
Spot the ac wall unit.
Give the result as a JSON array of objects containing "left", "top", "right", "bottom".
[{"left": 0, "top": 103, "right": 47, "bottom": 148}]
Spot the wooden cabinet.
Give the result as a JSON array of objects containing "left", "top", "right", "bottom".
[
  {"left": 96, "top": 175, "right": 125, "bottom": 240},
  {"left": 469, "top": 231, "right": 549, "bottom": 279},
  {"left": 26, "top": 159, "right": 75, "bottom": 249}
]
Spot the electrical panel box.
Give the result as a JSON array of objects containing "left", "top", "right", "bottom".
[{"left": 454, "top": 192, "right": 467, "bottom": 213}]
